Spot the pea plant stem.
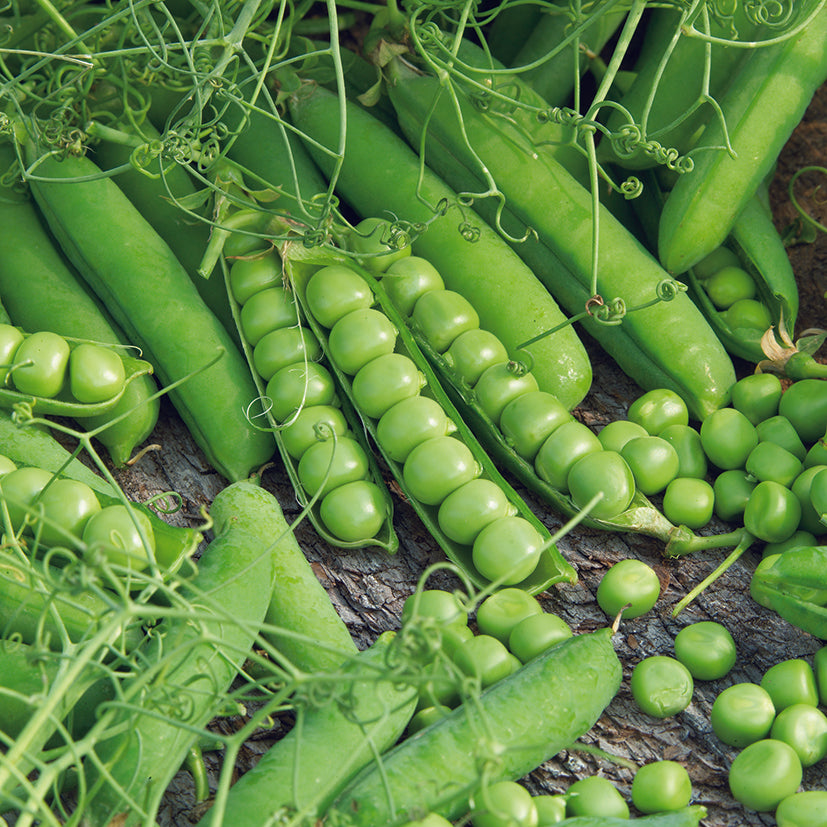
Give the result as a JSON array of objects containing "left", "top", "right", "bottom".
[{"left": 672, "top": 531, "right": 757, "bottom": 616}]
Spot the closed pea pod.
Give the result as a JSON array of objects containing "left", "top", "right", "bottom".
[{"left": 326, "top": 629, "right": 622, "bottom": 825}]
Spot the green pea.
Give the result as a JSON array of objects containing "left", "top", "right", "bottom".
[
  {"left": 756, "top": 415, "right": 807, "bottom": 462},
  {"left": 476, "top": 587, "right": 543, "bottom": 644},
  {"left": 631, "top": 655, "right": 694, "bottom": 718},
  {"left": 710, "top": 682, "right": 776, "bottom": 748},
  {"left": 673, "top": 621, "right": 736, "bottom": 681},
  {"left": 659, "top": 423, "right": 708, "bottom": 479},
  {"left": 730, "top": 372, "right": 783, "bottom": 425},
  {"left": 770, "top": 702, "right": 827, "bottom": 767},
  {"left": 761, "top": 658, "right": 819, "bottom": 712},
  {"left": 745, "top": 441, "right": 802, "bottom": 488},
  {"left": 776, "top": 790, "right": 827, "bottom": 827}
]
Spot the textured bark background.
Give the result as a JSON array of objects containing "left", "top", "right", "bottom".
[{"left": 102, "top": 82, "right": 827, "bottom": 826}]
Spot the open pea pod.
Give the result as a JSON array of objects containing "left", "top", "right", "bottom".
[
  {"left": 0, "top": 330, "right": 154, "bottom": 419},
  {"left": 0, "top": 409, "right": 201, "bottom": 575},
  {"left": 282, "top": 243, "right": 577, "bottom": 595},
  {"left": 411, "top": 329, "right": 705, "bottom": 551},
  {"left": 630, "top": 169, "right": 799, "bottom": 365},
  {"left": 219, "top": 236, "right": 399, "bottom": 555}
]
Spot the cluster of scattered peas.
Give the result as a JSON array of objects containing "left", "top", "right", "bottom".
[
  {"left": 0, "top": 323, "right": 126, "bottom": 403},
  {"left": 370, "top": 234, "right": 638, "bottom": 524},
  {"left": 303, "top": 256, "right": 550, "bottom": 585},
  {"left": 399, "top": 587, "right": 573, "bottom": 730},
  {"left": 603, "top": 377, "right": 827, "bottom": 543},
  {"left": 714, "top": 651, "right": 827, "bottom": 820},
  {"left": 692, "top": 243, "right": 773, "bottom": 335},
  {"left": 0, "top": 455, "right": 155, "bottom": 570},
  {"left": 227, "top": 250, "right": 390, "bottom": 545},
  {"left": 594, "top": 555, "right": 827, "bottom": 824},
  {"left": 398, "top": 587, "right": 704, "bottom": 826}
]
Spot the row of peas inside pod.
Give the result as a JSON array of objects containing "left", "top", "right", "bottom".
[
  {"left": 348, "top": 217, "right": 640, "bottom": 523},
  {"left": 225, "top": 244, "right": 392, "bottom": 546},
  {"left": 398, "top": 586, "right": 708, "bottom": 826},
  {"left": 0, "top": 454, "right": 155, "bottom": 571},
  {"left": 0, "top": 324, "right": 128, "bottom": 404},
  {"left": 591, "top": 554, "right": 827, "bottom": 824},
  {"left": 297, "top": 255, "right": 555, "bottom": 586}
]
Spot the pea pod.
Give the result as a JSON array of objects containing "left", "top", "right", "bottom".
[
  {"left": 20, "top": 132, "right": 275, "bottom": 482},
  {"left": 0, "top": 325, "right": 154, "bottom": 418},
  {"left": 0, "top": 141, "right": 160, "bottom": 466},
  {"left": 658, "top": 4, "right": 827, "bottom": 274},
  {"left": 224, "top": 244, "right": 399, "bottom": 552},
  {"left": 405, "top": 301, "right": 709, "bottom": 551},
  {"left": 285, "top": 245, "right": 577, "bottom": 594},
  {"left": 195, "top": 633, "right": 417, "bottom": 827},
  {"left": 81, "top": 481, "right": 281, "bottom": 827},
  {"left": 91, "top": 118, "right": 238, "bottom": 342},
  {"left": 325, "top": 628, "right": 621, "bottom": 825},
  {"left": 382, "top": 57, "right": 736, "bottom": 420},
  {"left": 750, "top": 545, "right": 827, "bottom": 639},
  {"left": 287, "top": 84, "right": 593, "bottom": 412},
  {"left": 0, "top": 410, "right": 202, "bottom": 573},
  {"left": 628, "top": 169, "right": 799, "bottom": 364},
  {"left": 598, "top": 4, "right": 762, "bottom": 171},
  {"left": 509, "top": 0, "right": 633, "bottom": 106}
]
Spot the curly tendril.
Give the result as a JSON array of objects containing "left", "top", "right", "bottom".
[
  {"left": 743, "top": 0, "right": 797, "bottom": 28},
  {"left": 609, "top": 124, "right": 694, "bottom": 173},
  {"left": 586, "top": 295, "right": 627, "bottom": 326},
  {"left": 458, "top": 219, "right": 481, "bottom": 242},
  {"left": 619, "top": 175, "right": 643, "bottom": 200}
]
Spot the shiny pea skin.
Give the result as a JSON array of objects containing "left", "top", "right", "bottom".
[
  {"left": 597, "top": 419, "right": 648, "bottom": 454},
  {"left": 265, "top": 362, "right": 338, "bottom": 423},
  {"left": 731, "top": 372, "right": 783, "bottom": 425},
  {"left": 437, "top": 478, "right": 515, "bottom": 546},
  {"left": 711, "top": 682, "right": 776, "bottom": 747},
  {"left": 376, "top": 394, "right": 455, "bottom": 463},
  {"left": 443, "top": 328, "right": 509, "bottom": 387},
  {"left": 297, "top": 435, "right": 370, "bottom": 498},
  {"left": 775, "top": 790, "right": 827, "bottom": 827},
  {"left": 240, "top": 287, "right": 296, "bottom": 346},
  {"left": 534, "top": 420, "right": 602, "bottom": 492},
  {"left": 500, "top": 390, "right": 571, "bottom": 461},
  {"left": 11, "top": 331, "right": 71, "bottom": 398},
  {"left": 252, "top": 326, "right": 322, "bottom": 382},
  {"left": 658, "top": 423, "right": 708, "bottom": 479},
  {"left": 627, "top": 388, "right": 689, "bottom": 435},
  {"left": 402, "top": 435, "right": 480, "bottom": 506},
  {"left": 279, "top": 405, "right": 349, "bottom": 460},
  {"left": 631, "top": 655, "right": 694, "bottom": 718},
  {"left": 474, "top": 361, "right": 539, "bottom": 425},
  {"left": 382, "top": 255, "right": 445, "bottom": 317},
  {"left": 411, "top": 289, "right": 480, "bottom": 354},
  {"left": 328, "top": 308, "right": 398, "bottom": 375},
  {"left": 476, "top": 587, "right": 543, "bottom": 644},
  {"left": 305, "top": 263, "right": 374, "bottom": 328},
  {"left": 351, "top": 353, "right": 424, "bottom": 419}
]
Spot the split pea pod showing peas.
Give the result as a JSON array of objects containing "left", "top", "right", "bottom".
[
  {"left": 658, "top": 3, "right": 827, "bottom": 274},
  {"left": 0, "top": 323, "right": 153, "bottom": 418},
  {"left": 382, "top": 57, "right": 736, "bottom": 421},
  {"left": 20, "top": 134, "right": 274, "bottom": 482},
  {"left": 629, "top": 171, "right": 799, "bottom": 364},
  {"left": 364, "top": 236, "right": 696, "bottom": 548},
  {"left": 286, "top": 249, "right": 576, "bottom": 593},
  {"left": 326, "top": 628, "right": 621, "bottom": 825},
  {"left": 225, "top": 245, "right": 398, "bottom": 551},
  {"left": 0, "top": 142, "right": 159, "bottom": 465},
  {"left": 287, "top": 84, "right": 593, "bottom": 412}
]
